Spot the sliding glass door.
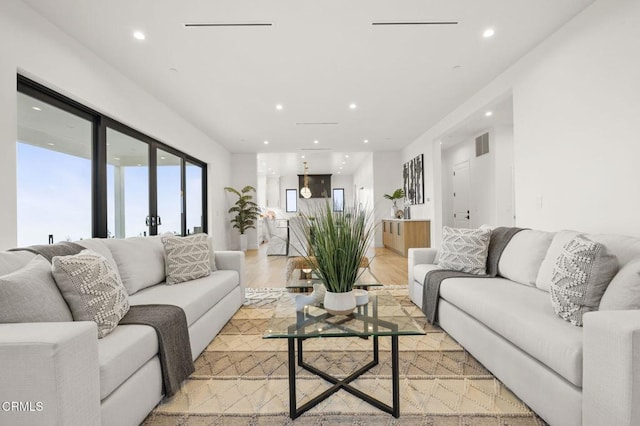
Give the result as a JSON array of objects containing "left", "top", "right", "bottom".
[{"left": 157, "top": 149, "right": 183, "bottom": 235}]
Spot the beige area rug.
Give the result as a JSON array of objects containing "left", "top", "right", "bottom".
[{"left": 143, "top": 286, "right": 546, "bottom": 425}]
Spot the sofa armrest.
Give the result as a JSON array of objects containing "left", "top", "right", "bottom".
[
  {"left": 407, "top": 248, "right": 439, "bottom": 284},
  {"left": 583, "top": 310, "right": 640, "bottom": 426},
  {"left": 215, "top": 250, "right": 245, "bottom": 301},
  {"left": 0, "top": 322, "right": 100, "bottom": 426}
]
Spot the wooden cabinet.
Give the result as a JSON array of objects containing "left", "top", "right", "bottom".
[{"left": 382, "top": 220, "right": 430, "bottom": 257}]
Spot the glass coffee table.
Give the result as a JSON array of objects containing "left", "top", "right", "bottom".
[
  {"left": 263, "top": 290, "right": 424, "bottom": 419},
  {"left": 286, "top": 269, "right": 382, "bottom": 292}
]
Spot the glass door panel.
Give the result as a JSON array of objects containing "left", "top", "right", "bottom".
[
  {"left": 106, "top": 128, "right": 149, "bottom": 238},
  {"left": 186, "top": 162, "right": 204, "bottom": 235},
  {"left": 16, "top": 92, "right": 93, "bottom": 245},
  {"left": 157, "top": 149, "right": 183, "bottom": 235}
]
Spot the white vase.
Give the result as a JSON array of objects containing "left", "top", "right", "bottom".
[
  {"left": 239, "top": 234, "right": 248, "bottom": 251},
  {"left": 323, "top": 290, "right": 356, "bottom": 316}
]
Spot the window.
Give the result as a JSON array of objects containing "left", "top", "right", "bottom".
[
  {"left": 17, "top": 75, "right": 207, "bottom": 240},
  {"left": 333, "top": 188, "right": 345, "bottom": 212},
  {"left": 285, "top": 189, "right": 297, "bottom": 212},
  {"left": 16, "top": 91, "right": 93, "bottom": 246}
]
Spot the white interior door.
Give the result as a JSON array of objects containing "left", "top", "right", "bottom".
[{"left": 453, "top": 161, "right": 470, "bottom": 228}]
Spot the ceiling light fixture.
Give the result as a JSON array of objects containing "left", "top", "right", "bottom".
[
  {"left": 372, "top": 21, "right": 458, "bottom": 26},
  {"left": 483, "top": 28, "right": 495, "bottom": 38},
  {"left": 313, "top": 140, "right": 319, "bottom": 144},
  {"left": 264, "top": 140, "right": 269, "bottom": 145},
  {"left": 275, "top": 104, "right": 283, "bottom": 110},
  {"left": 349, "top": 103, "right": 357, "bottom": 110},
  {"left": 47, "top": 143, "right": 55, "bottom": 146},
  {"left": 301, "top": 155, "right": 305, "bottom": 159},
  {"left": 160, "top": 156, "right": 166, "bottom": 160},
  {"left": 345, "top": 155, "right": 350, "bottom": 158},
  {"left": 485, "top": 111, "right": 493, "bottom": 117},
  {"left": 114, "top": 157, "right": 120, "bottom": 160},
  {"left": 300, "top": 162, "right": 312, "bottom": 199},
  {"left": 133, "top": 31, "right": 146, "bottom": 40},
  {"left": 32, "top": 106, "right": 42, "bottom": 111}
]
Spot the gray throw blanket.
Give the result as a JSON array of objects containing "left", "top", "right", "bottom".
[
  {"left": 120, "top": 305, "right": 194, "bottom": 397},
  {"left": 10, "top": 241, "right": 84, "bottom": 262},
  {"left": 422, "top": 227, "right": 525, "bottom": 324}
]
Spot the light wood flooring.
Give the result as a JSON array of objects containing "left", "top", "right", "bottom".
[{"left": 244, "top": 244, "right": 409, "bottom": 288}]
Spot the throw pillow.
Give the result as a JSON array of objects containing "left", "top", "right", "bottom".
[
  {"left": 103, "top": 236, "right": 166, "bottom": 295},
  {"left": 498, "top": 230, "right": 554, "bottom": 286},
  {"left": 52, "top": 250, "right": 130, "bottom": 338},
  {"left": 207, "top": 235, "right": 218, "bottom": 272},
  {"left": 161, "top": 233, "right": 211, "bottom": 285},
  {"left": 535, "top": 230, "right": 579, "bottom": 291},
  {"left": 437, "top": 226, "right": 492, "bottom": 275},
  {"left": 549, "top": 235, "right": 618, "bottom": 326},
  {"left": 599, "top": 256, "right": 640, "bottom": 310},
  {"left": 0, "top": 255, "right": 73, "bottom": 323}
]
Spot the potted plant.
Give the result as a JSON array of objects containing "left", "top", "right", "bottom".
[
  {"left": 293, "top": 201, "right": 376, "bottom": 315},
  {"left": 224, "top": 185, "right": 260, "bottom": 251},
  {"left": 383, "top": 188, "right": 405, "bottom": 218}
]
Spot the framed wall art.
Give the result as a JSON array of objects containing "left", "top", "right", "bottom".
[{"left": 403, "top": 154, "right": 424, "bottom": 205}]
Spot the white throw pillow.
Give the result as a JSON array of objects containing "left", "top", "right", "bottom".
[
  {"left": 437, "top": 226, "right": 492, "bottom": 275},
  {"left": 535, "top": 230, "right": 579, "bottom": 291},
  {"left": 104, "top": 236, "right": 166, "bottom": 295},
  {"left": 599, "top": 256, "right": 640, "bottom": 311},
  {"left": 549, "top": 235, "right": 618, "bottom": 326},
  {"left": 207, "top": 235, "right": 218, "bottom": 272},
  {"left": 499, "top": 230, "right": 554, "bottom": 286},
  {"left": 52, "top": 250, "right": 130, "bottom": 338},
  {"left": 162, "top": 233, "right": 211, "bottom": 285}
]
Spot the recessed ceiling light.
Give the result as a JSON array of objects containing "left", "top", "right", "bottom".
[
  {"left": 32, "top": 106, "right": 42, "bottom": 111},
  {"left": 47, "top": 143, "right": 55, "bottom": 146},
  {"left": 345, "top": 155, "right": 349, "bottom": 158},
  {"left": 314, "top": 140, "right": 319, "bottom": 144},
  {"left": 275, "top": 104, "right": 283, "bottom": 110},
  {"left": 483, "top": 28, "right": 495, "bottom": 38},
  {"left": 114, "top": 157, "right": 120, "bottom": 160},
  {"left": 137, "top": 163, "right": 142, "bottom": 166},
  {"left": 337, "top": 171, "right": 341, "bottom": 174},
  {"left": 364, "top": 139, "right": 369, "bottom": 144},
  {"left": 160, "top": 156, "right": 166, "bottom": 160},
  {"left": 264, "top": 140, "right": 269, "bottom": 145},
  {"left": 133, "top": 31, "right": 146, "bottom": 40},
  {"left": 339, "top": 167, "right": 343, "bottom": 170},
  {"left": 485, "top": 111, "right": 493, "bottom": 117},
  {"left": 342, "top": 161, "right": 346, "bottom": 165},
  {"left": 301, "top": 155, "right": 305, "bottom": 159},
  {"left": 349, "top": 103, "right": 357, "bottom": 110}
]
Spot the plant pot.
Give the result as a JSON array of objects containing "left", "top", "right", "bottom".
[
  {"left": 239, "top": 234, "right": 248, "bottom": 251},
  {"left": 323, "top": 290, "right": 356, "bottom": 315}
]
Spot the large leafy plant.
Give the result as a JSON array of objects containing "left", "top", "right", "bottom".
[
  {"left": 224, "top": 186, "right": 260, "bottom": 235},
  {"left": 383, "top": 188, "right": 405, "bottom": 209},
  {"left": 294, "top": 201, "right": 375, "bottom": 293}
]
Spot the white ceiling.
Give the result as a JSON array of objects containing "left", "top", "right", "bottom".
[
  {"left": 22, "top": 0, "right": 594, "bottom": 160},
  {"left": 258, "top": 151, "right": 370, "bottom": 177}
]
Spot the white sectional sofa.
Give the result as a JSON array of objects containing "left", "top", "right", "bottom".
[
  {"left": 0, "top": 236, "right": 244, "bottom": 426},
  {"left": 408, "top": 229, "right": 640, "bottom": 426}
]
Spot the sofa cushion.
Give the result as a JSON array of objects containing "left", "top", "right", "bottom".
[
  {"left": 52, "top": 250, "right": 130, "bottom": 338},
  {"left": 161, "top": 234, "right": 211, "bottom": 285},
  {"left": 439, "top": 277, "right": 584, "bottom": 387},
  {"left": 498, "top": 230, "right": 554, "bottom": 286},
  {"left": 437, "top": 226, "right": 492, "bottom": 275},
  {"left": 128, "top": 270, "right": 239, "bottom": 325},
  {"left": 77, "top": 238, "right": 118, "bottom": 271},
  {"left": 0, "top": 255, "right": 73, "bottom": 323},
  {"left": 97, "top": 324, "right": 158, "bottom": 400},
  {"left": 104, "top": 236, "right": 166, "bottom": 295},
  {"left": 208, "top": 236, "right": 218, "bottom": 272},
  {"left": 550, "top": 235, "right": 618, "bottom": 326},
  {"left": 536, "top": 230, "right": 579, "bottom": 291},
  {"left": 599, "top": 256, "right": 640, "bottom": 310},
  {"left": 0, "top": 250, "right": 36, "bottom": 276},
  {"left": 413, "top": 264, "right": 445, "bottom": 285}
]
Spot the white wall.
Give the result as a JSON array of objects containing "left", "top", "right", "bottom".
[
  {"left": 0, "top": 0, "right": 232, "bottom": 250},
  {"left": 372, "top": 152, "right": 403, "bottom": 246},
  {"left": 228, "top": 154, "right": 258, "bottom": 249},
  {"left": 403, "top": 0, "right": 640, "bottom": 243}
]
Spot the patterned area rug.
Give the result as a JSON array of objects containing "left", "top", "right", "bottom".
[{"left": 143, "top": 286, "right": 545, "bottom": 425}]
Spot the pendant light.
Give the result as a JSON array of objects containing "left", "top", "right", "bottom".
[{"left": 301, "top": 161, "right": 312, "bottom": 199}]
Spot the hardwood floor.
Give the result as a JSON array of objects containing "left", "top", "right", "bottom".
[{"left": 244, "top": 244, "right": 409, "bottom": 289}]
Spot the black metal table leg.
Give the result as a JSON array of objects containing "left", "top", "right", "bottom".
[
  {"left": 288, "top": 338, "right": 296, "bottom": 417},
  {"left": 391, "top": 335, "right": 400, "bottom": 418}
]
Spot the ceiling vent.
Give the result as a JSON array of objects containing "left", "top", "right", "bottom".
[
  {"left": 475, "top": 132, "right": 490, "bottom": 157},
  {"left": 371, "top": 21, "right": 458, "bottom": 26},
  {"left": 183, "top": 22, "right": 273, "bottom": 27},
  {"left": 295, "top": 122, "right": 339, "bottom": 126},
  {"left": 300, "top": 148, "right": 331, "bottom": 151}
]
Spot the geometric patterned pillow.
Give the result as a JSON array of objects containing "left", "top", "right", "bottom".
[
  {"left": 51, "top": 250, "right": 130, "bottom": 338},
  {"left": 549, "top": 235, "right": 618, "bottom": 326},
  {"left": 437, "top": 226, "right": 492, "bottom": 275},
  {"left": 161, "top": 233, "right": 211, "bottom": 285}
]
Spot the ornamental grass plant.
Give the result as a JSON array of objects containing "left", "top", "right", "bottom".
[{"left": 295, "top": 201, "right": 376, "bottom": 293}]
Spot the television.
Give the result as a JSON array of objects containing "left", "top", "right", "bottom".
[{"left": 298, "top": 174, "right": 332, "bottom": 198}]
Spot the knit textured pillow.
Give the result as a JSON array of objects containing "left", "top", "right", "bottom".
[
  {"left": 550, "top": 235, "right": 618, "bottom": 326},
  {"left": 437, "top": 226, "right": 492, "bottom": 275},
  {"left": 52, "top": 250, "right": 130, "bottom": 338},
  {"left": 161, "top": 233, "right": 211, "bottom": 285}
]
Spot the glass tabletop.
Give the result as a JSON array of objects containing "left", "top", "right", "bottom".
[{"left": 263, "top": 290, "right": 425, "bottom": 339}]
